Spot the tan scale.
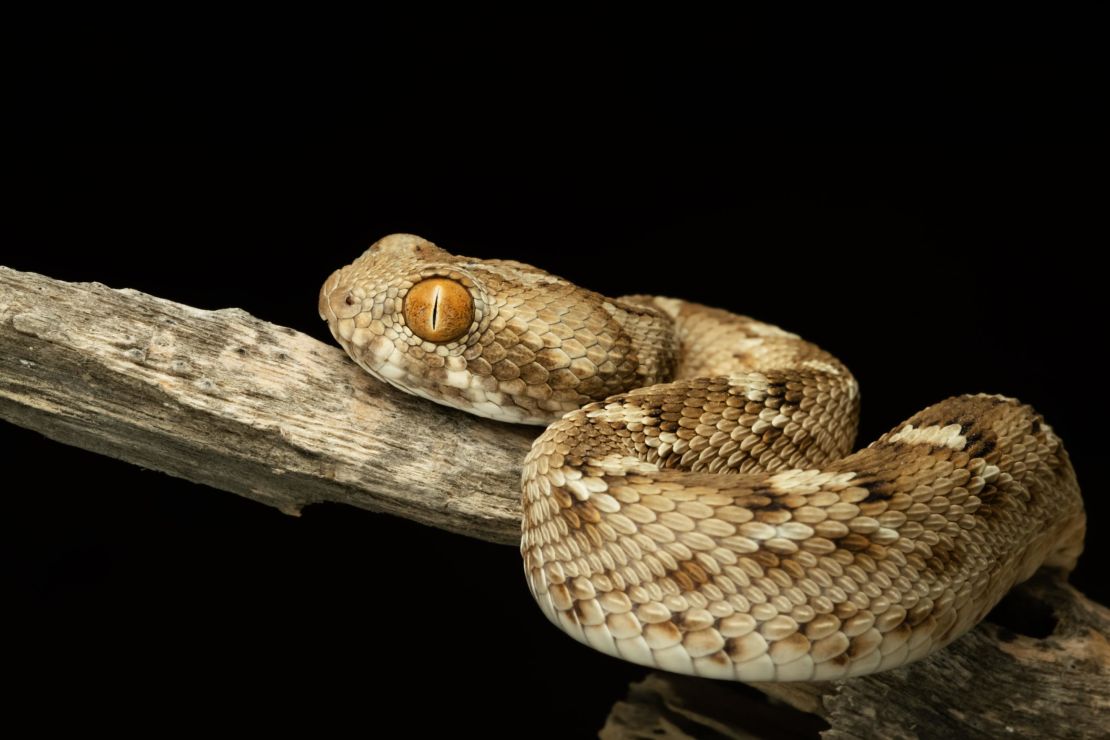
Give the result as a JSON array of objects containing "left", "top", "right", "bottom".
[{"left": 320, "top": 233, "right": 1086, "bottom": 681}]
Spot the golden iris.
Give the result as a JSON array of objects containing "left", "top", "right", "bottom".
[{"left": 402, "top": 278, "right": 474, "bottom": 343}]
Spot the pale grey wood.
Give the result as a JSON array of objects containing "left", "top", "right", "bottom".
[{"left": 0, "top": 265, "right": 534, "bottom": 544}]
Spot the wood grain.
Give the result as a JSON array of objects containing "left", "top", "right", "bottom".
[{"left": 0, "top": 265, "right": 534, "bottom": 543}]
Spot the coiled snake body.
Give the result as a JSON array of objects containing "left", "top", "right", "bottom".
[{"left": 319, "top": 234, "right": 1085, "bottom": 681}]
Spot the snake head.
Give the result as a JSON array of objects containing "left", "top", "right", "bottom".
[
  {"left": 320, "top": 233, "right": 565, "bottom": 424},
  {"left": 321, "top": 234, "right": 676, "bottom": 424},
  {"left": 319, "top": 233, "right": 503, "bottom": 411}
]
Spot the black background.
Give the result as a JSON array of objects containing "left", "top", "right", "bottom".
[{"left": 3, "top": 41, "right": 1102, "bottom": 737}]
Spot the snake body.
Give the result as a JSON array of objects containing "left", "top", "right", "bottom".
[{"left": 319, "top": 234, "right": 1085, "bottom": 681}]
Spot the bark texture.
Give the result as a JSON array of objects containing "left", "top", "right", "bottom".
[{"left": 0, "top": 265, "right": 532, "bottom": 543}]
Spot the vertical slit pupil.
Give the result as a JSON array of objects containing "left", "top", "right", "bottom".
[{"left": 431, "top": 287, "right": 440, "bottom": 329}]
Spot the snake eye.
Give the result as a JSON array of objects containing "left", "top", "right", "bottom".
[{"left": 403, "top": 278, "right": 474, "bottom": 343}]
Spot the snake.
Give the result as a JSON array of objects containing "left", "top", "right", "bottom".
[{"left": 318, "top": 233, "right": 1085, "bottom": 681}]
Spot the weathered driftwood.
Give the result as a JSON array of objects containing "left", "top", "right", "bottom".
[
  {"left": 2, "top": 266, "right": 1107, "bottom": 739},
  {"left": 0, "top": 265, "right": 532, "bottom": 544}
]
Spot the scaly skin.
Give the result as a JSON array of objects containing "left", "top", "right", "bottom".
[{"left": 320, "top": 234, "right": 1085, "bottom": 681}]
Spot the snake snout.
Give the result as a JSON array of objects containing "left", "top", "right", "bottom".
[{"left": 318, "top": 267, "right": 363, "bottom": 323}]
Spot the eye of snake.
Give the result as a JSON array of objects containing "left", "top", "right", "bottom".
[{"left": 403, "top": 278, "right": 474, "bottom": 343}]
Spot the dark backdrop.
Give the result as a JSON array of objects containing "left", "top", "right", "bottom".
[{"left": 4, "top": 64, "right": 1102, "bottom": 736}]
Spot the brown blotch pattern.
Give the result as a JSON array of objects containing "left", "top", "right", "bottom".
[{"left": 321, "top": 234, "right": 1085, "bottom": 682}]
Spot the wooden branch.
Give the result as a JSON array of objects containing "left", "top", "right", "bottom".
[
  {"left": 4, "top": 266, "right": 1106, "bottom": 738},
  {"left": 0, "top": 265, "right": 534, "bottom": 544},
  {"left": 603, "top": 571, "right": 1110, "bottom": 739}
]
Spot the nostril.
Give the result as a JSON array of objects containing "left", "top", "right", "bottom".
[{"left": 344, "top": 294, "right": 357, "bottom": 306}]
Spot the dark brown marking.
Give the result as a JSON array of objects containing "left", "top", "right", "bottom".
[
  {"left": 841, "top": 534, "right": 872, "bottom": 551},
  {"left": 672, "top": 570, "right": 695, "bottom": 591},
  {"left": 682, "top": 561, "right": 710, "bottom": 585},
  {"left": 860, "top": 479, "right": 894, "bottom": 503}
]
